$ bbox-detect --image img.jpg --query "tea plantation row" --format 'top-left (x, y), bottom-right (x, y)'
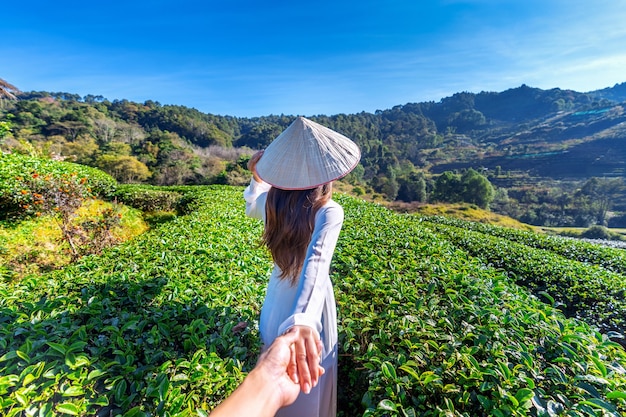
top-left (421, 216), bottom-right (626, 275)
top-left (1, 185), bottom-right (626, 416)
top-left (419, 218), bottom-right (626, 336)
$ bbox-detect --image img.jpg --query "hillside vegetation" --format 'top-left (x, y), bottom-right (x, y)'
top-left (1, 165), bottom-right (626, 416)
top-left (2, 82), bottom-right (626, 228)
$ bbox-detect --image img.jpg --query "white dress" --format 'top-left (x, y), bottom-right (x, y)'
top-left (244, 178), bottom-right (340, 417)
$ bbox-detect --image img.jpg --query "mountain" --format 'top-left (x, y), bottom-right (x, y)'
top-left (429, 89), bottom-right (626, 179)
top-left (2, 81), bottom-right (626, 227)
top-left (588, 82), bottom-right (626, 102)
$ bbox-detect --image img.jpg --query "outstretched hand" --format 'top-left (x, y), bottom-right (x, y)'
top-left (210, 327), bottom-right (324, 417)
top-left (256, 327), bottom-right (303, 406)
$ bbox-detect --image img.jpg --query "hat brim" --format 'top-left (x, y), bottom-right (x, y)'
top-left (256, 117), bottom-right (361, 190)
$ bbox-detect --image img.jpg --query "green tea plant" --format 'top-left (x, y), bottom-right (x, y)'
top-left (114, 185), bottom-right (183, 213)
top-left (421, 219), bottom-right (626, 336)
top-left (422, 215), bottom-right (626, 275)
top-left (334, 198), bottom-right (626, 416)
top-left (0, 187), bottom-right (267, 416)
top-left (0, 153), bottom-right (117, 219)
top-left (0, 187), bottom-right (625, 416)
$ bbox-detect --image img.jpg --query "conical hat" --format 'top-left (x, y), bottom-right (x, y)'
top-left (256, 116), bottom-right (361, 190)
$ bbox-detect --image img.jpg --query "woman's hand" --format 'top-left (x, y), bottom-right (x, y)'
top-left (288, 325), bottom-right (324, 394)
top-left (247, 150), bottom-right (264, 183)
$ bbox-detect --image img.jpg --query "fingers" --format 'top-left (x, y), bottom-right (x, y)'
top-left (288, 341), bottom-right (299, 384)
top-left (279, 326), bottom-right (326, 395)
top-left (291, 327), bottom-right (325, 394)
top-left (316, 338), bottom-right (326, 377)
top-left (294, 336), bottom-right (312, 394)
top-left (315, 339), bottom-right (324, 357)
top-left (305, 335), bottom-right (320, 386)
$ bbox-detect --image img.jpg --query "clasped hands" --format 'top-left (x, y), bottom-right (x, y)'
top-left (280, 325), bottom-right (325, 397)
top-left (259, 325), bottom-right (325, 409)
top-left (210, 325), bottom-right (324, 416)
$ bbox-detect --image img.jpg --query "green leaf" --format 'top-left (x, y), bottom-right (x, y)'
top-left (67, 341), bottom-right (87, 354)
top-left (56, 403), bottom-right (80, 415)
top-left (46, 342), bottom-right (67, 356)
top-left (0, 351), bottom-right (18, 362)
top-left (421, 371), bottom-right (441, 385)
top-left (579, 398), bottom-right (618, 413)
top-left (606, 391), bottom-right (626, 400)
top-left (171, 373), bottom-right (189, 382)
top-left (22, 373), bottom-right (36, 387)
top-left (515, 388), bottom-right (534, 404)
top-left (381, 362), bottom-right (397, 380)
top-left (63, 386), bottom-right (85, 397)
top-left (15, 391), bottom-right (28, 406)
top-left (399, 363), bottom-right (420, 380)
top-left (93, 395), bottom-right (109, 406)
top-left (477, 395), bottom-right (491, 409)
top-left (377, 399), bottom-right (397, 411)
top-left (523, 377), bottom-right (535, 389)
top-left (115, 379), bottom-right (128, 403)
top-left (15, 350), bottom-right (30, 363)
top-left (158, 375), bottom-right (169, 401)
top-left (122, 406), bottom-right (146, 417)
top-left (0, 374), bottom-right (19, 389)
top-left (590, 354), bottom-right (608, 378)
top-left (65, 352), bottom-right (77, 369)
top-left (87, 369), bottom-right (106, 381)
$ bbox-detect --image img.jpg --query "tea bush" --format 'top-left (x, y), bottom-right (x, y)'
top-left (0, 153), bottom-right (117, 219)
top-left (1, 187), bottom-right (625, 416)
top-left (422, 215), bottom-right (626, 275)
top-left (335, 199), bottom-right (626, 416)
top-left (114, 185), bottom-right (183, 213)
top-left (0, 186), bottom-right (266, 416)
top-left (420, 219), bottom-right (626, 336)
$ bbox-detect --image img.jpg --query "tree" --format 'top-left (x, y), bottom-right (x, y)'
top-left (0, 78), bottom-right (20, 107)
top-left (446, 109), bottom-right (487, 132)
top-left (431, 169), bottom-right (494, 209)
top-left (0, 118), bottom-right (13, 144)
top-left (96, 154), bottom-right (152, 183)
top-left (61, 135), bottom-right (99, 164)
top-left (575, 177), bottom-right (624, 225)
top-left (47, 120), bottom-right (90, 141)
top-left (14, 171), bottom-right (121, 260)
top-left (432, 171), bottom-right (463, 203)
top-left (397, 171), bottom-right (427, 202)
top-left (92, 117), bottom-right (117, 143)
top-left (460, 168), bottom-right (495, 209)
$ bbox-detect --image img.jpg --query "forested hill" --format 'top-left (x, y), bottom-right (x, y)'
top-left (2, 82), bottom-right (626, 227)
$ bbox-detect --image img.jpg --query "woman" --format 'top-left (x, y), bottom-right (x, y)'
top-left (244, 117), bottom-right (360, 417)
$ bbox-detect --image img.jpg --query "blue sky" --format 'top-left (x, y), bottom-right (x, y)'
top-left (2, 0), bottom-right (626, 117)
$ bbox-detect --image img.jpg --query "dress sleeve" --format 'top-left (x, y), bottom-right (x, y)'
top-left (243, 178), bottom-right (271, 220)
top-left (277, 203), bottom-right (344, 335)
